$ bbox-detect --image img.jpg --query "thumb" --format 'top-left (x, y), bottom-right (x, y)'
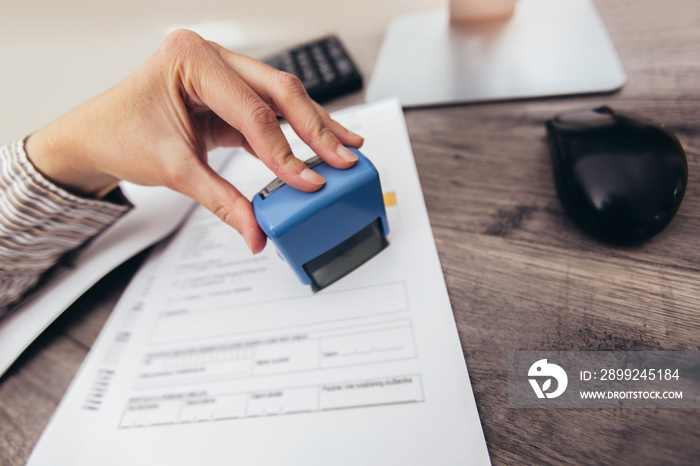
top-left (176, 162), bottom-right (267, 254)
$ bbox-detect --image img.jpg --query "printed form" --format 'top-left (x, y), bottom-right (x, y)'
top-left (28, 99), bottom-right (490, 465)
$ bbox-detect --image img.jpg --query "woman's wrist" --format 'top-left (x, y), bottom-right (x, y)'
top-left (25, 119), bottom-right (121, 199)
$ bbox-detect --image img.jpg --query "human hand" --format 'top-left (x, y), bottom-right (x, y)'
top-left (25, 30), bottom-right (364, 253)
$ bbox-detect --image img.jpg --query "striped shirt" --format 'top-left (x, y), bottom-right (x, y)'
top-left (0, 140), bottom-right (131, 318)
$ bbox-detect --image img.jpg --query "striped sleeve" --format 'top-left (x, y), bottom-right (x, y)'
top-left (0, 139), bottom-right (132, 317)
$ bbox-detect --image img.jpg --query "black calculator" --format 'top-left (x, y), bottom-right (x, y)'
top-left (264, 35), bottom-right (363, 103)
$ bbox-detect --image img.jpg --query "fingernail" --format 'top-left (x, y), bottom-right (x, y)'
top-left (337, 145), bottom-right (358, 163)
top-left (244, 237), bottom-right (254, 254)
top-left (301, 167), bottom-right (326, 185)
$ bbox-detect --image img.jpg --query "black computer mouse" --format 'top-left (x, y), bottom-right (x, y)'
top-left (547, 106), bottom-right (687, 244)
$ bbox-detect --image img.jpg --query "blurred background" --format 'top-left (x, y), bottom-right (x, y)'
top-left (0, 0), bottom-right (444, 144)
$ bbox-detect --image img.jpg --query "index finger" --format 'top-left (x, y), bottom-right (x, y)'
top-left (209, 43), bottom-right (365, 170)
top-left (180, 34), bottom-right (328, 192)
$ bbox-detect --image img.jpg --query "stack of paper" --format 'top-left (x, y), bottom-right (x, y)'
top-left (27, 99), bottom-right (490, 465)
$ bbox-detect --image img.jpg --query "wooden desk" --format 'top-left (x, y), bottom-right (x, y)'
top-left (2, 0), bottom-right (699, 463)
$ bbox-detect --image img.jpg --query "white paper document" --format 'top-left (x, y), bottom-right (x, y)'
top-left (0, 154), bottom-right (231, 378)
top-left (28, 99), bottom-right (490, 465)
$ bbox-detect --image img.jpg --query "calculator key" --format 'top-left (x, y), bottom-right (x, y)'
top-left (336, 59), bottom-right (353, 76)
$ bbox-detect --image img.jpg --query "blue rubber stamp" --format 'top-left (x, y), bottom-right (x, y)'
top-left (252, 148), bottom-right (390, 291)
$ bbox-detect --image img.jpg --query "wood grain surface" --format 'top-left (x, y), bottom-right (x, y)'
top-left (2, 0), bottom-right (699, 464)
